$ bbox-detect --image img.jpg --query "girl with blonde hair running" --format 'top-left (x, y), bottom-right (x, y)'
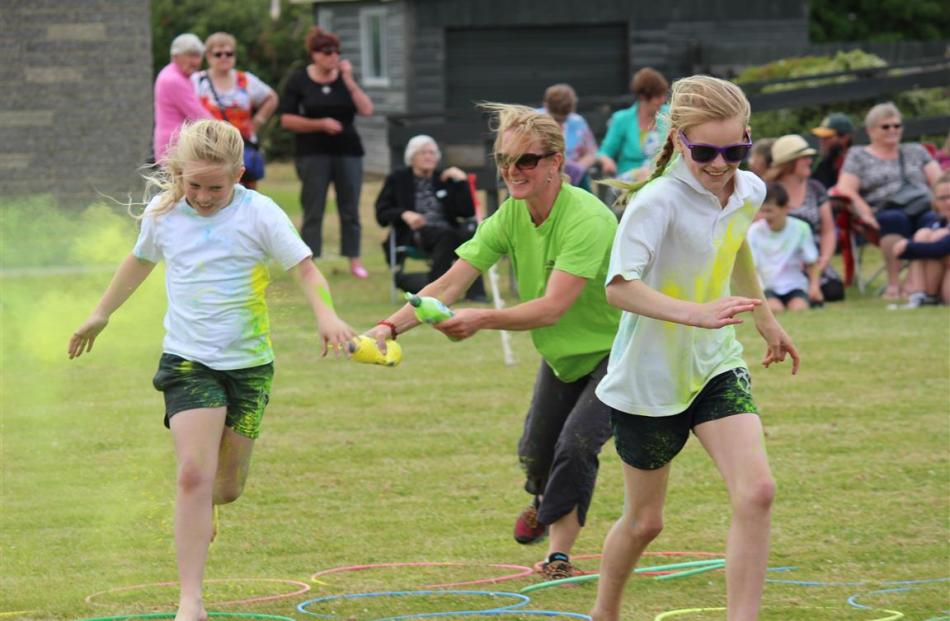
top-left (591, 76), bottom-right (799, 621)
top-left (68, 119), bottom-right (355, 621)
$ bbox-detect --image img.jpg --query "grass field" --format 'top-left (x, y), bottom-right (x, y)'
top-left (1, 163), bottom-right (948, 620)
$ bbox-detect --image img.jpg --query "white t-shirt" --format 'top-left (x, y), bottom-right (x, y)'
top-left (595, 156), bottom-right (766, 417)
top-left (134, 185), bottom-right (311, 370)
top-left (747, 218), bottom-right (818, 295)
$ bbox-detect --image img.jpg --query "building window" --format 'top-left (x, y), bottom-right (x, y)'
top-left (360, 7), bottom-right (388, 87)
top-left (317, 8), bottom-right (333, 33)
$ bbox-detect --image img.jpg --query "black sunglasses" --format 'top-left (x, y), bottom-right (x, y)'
top-left (212, 51), bottom-right (235, 58)
top-left (495, 151), bottom-right (556, 171)
top-left (879, 123), bottom-right (902, 130)
top-left (679, 131), bottom-right (752, 164)
top-left (315, 46), bottom-right (340, 55)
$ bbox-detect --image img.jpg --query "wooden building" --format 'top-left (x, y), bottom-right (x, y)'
top-left (298, 0), bottom-right (812, 173)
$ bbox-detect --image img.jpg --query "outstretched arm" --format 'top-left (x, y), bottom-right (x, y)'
top-left (605, 277), bottom-right (761, 329)
top-left (290, 259), bottom-right (357, 356)
top-left (434, 268), bottom-right (587, 340)
top-left (68, 253), bottom-right (156, 359)
top-left (732, 241), bottom-right (800, 374)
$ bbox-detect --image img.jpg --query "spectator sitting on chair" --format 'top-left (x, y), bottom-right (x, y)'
top-left (375, 134), bottom-right (486, 300)
top-left (747, 183), bottom-right (821, 313)
top-left (809, 113), bottom-right (854, 189)
top-left (890, 172), bottom-right (950, 308)
top-left (747, 137), bottom-right (775, 179)
top-left (538, 84), bottom-right (598, 189)
top-left (596, 67), bottom-right (669, 182)
top-left (765, 134), bottom-right (844, 303)
top-left (836, 102), bottom-right (943, 300)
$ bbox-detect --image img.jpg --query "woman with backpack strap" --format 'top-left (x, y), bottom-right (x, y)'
top-left (193, 31), bottom-right (278, 189)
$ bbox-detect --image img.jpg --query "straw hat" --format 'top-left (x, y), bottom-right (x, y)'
top-left (770, 135), bottom-right (817, 166)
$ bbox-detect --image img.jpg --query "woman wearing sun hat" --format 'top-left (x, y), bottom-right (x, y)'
top-left (765, 134), bottom-right (842, 303)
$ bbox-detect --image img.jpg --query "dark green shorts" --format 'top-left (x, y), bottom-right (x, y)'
top-left (152, 353), bottom-right (274, 439)
top-left (610, 368), bottom-right (758, 470)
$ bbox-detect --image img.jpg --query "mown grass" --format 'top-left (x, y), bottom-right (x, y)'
top-left (1, 163), bottom-right (947, 620)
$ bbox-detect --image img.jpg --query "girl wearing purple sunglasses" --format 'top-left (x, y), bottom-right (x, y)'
top-left (591, 75), bottom-right (799, 621)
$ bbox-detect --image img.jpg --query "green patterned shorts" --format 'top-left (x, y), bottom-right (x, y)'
top-left (152, 353), bottom-right (274, 439)
top-left (610, 367), bottom-right (758, 470)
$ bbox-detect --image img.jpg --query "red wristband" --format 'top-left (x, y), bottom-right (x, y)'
top-left (377, 320), bottom-right (397, 340)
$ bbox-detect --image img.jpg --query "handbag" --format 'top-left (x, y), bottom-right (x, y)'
top-left (883, 148), bottom-right (930, 217)
top-left (202, 72), bottom-right (266, 182)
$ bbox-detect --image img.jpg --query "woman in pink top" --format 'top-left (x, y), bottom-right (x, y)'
top-left (153, 33), bottom-right (213, 163)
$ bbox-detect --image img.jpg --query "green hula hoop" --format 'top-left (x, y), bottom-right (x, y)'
top-left (520, 559), bottom-right (725, 594)
top-left (74, 612), bottom-right (296, 621)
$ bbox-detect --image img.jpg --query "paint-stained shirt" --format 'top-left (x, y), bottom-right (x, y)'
top-left (455, 183), bottom-right (620, 382)
top-left (747, 217), bottom-right (818, 295)
top-left (595, 157), bottom-right (766, 416)
top-left (134, 185), bottom-right (311, 370)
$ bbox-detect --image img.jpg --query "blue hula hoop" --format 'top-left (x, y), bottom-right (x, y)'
top-left (74, 613), bottom-right (296, 621)
top-left (297, 589), bottom-right (530, 618)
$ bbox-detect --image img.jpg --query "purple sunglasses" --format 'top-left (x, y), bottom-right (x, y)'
top-left (679, 131), bottom-right (752, 164)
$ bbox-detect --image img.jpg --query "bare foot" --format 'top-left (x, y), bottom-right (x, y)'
top-left (881, 285), bottom-right (901, 301)
top-left (175, 598), bottom-right (207, 621)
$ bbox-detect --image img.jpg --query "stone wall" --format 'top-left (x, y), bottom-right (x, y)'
top-left (0, 0), bottom-right (153, 207)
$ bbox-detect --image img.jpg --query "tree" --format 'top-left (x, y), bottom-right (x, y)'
top-left (810, 0), bottom-right (950, 42)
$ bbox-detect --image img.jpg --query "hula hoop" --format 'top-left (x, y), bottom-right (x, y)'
top-left (311, 562), bottom-right (536, 589)
top-left (375, 612), bottom-right (592, 621)
top-left (654, 607), bottom-right (726, 620)
top-left (297, 589), bottom-right (530, 618)
top-left (84, 578), bottom-right (310, 607)
top-left (521, 557), bottom-right (727, 593)
top-left (530, 551), bottom-right (723, 578)
top-left (74, 613), bottom-right (296, 621)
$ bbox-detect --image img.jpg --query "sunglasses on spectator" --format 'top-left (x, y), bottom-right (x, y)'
top-left (679, 131), bottom-right (752, 164)
top-left (495, 151), bottom-right (557, 171)
top-left (315, 47), bottom-right (340, 55)
top-left (212, 51), bottom-right (235, 58)
top-left (879, 123), bottom-right (902, 130)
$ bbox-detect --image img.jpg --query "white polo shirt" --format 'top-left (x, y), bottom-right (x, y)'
top-left (747, 217), bottom-right (818, 295)
top-left (595, 156), bottom-right (766, 417)
top-left (134, 185), bottom-right (312, 370)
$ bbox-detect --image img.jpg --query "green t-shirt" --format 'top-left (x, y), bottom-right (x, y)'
top-left (456, 183), bottom-right (620, 382)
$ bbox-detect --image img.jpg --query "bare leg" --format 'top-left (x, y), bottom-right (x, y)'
top-left (546, 506), bottom-right (580, 558)
top-left (942, 255), bottom-right (950, 303)
top-left (694, 414), bottom-right (775, 621)
top-left (213, 427), bottom-right (254, 505)
top-left (170, 407), bottom-right (227, 621)
top-left (766, 298), bottom-right (785, 314)
top-left (920, 229), bottom-right (949, 296)
top-left (879, 233), bottom-right (904, 296)
top-left (590, 464), bottom-right (669, 621)
top-left (785, 297), bottom-right (809, 312)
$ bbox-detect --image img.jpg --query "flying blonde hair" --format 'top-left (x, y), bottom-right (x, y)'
top-left (479, 102), bottom-right (566, 174)
top-left (138, 120), bottom-right (244, 218)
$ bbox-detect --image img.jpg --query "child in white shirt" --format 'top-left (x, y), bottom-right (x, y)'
top-left (748, 182), bottom-right (820, 312)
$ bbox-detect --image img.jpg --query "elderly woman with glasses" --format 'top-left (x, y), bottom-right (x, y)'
top-left (365, 104), bottom-right (621, 581)
top-left (192, 32), bottom-right (278, 188)
top-left (374, 135), bottom-right (486, 300)
top-left (837, 102), bottom-right (943, 299)
top-left (153, 33), bottom-right (213, 163)
top-left (279, 26), bottom-right (374, 279)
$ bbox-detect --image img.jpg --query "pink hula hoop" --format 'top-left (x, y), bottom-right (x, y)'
top-left (310, 561), bottom-right (536, 589)
top-left (84, 577), bottom-right (311, 607)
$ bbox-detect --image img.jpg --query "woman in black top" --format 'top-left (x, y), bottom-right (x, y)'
top-left (280, 27), bottom-right (374, 278)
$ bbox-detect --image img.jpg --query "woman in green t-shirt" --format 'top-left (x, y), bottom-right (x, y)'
top-left (366, 104), bottom-right (620, 580)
